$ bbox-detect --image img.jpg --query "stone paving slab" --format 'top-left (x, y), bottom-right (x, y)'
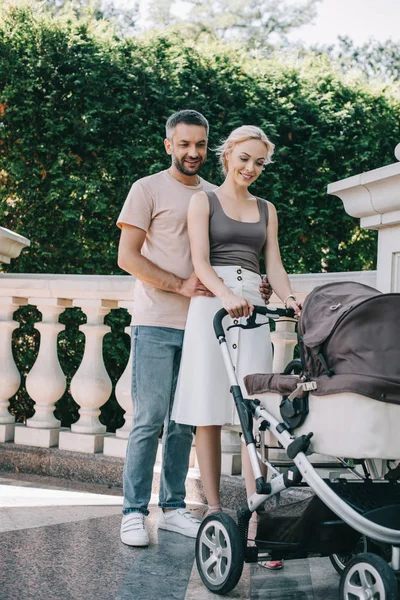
top-left (0, 472), bottom-right (342, 600)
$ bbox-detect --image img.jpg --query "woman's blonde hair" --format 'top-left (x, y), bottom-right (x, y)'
top-left (215, 125), bottom-right (275, 175)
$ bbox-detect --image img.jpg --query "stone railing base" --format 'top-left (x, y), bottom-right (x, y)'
top-left (0, 424), bottom-right (15, 443)
top-left (0, 441), bottom-right (248, 509)
top-left (0, 442), bottom-right (344, 511)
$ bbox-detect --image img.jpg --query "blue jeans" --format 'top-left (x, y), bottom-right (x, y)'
top-left (122, 326), bottom-right (193, 516)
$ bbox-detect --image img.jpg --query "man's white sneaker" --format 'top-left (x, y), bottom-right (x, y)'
top-left (120, 513), bottom-right (149, 547)
top-left (158, 508), bottom-right (201, 538)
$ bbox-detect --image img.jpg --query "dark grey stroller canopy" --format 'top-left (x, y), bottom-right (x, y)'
top-left (299, 281), bottom-right (400, 404)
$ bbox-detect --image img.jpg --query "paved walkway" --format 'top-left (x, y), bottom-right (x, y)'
top-left (0, 472), bottom-right (340, 600)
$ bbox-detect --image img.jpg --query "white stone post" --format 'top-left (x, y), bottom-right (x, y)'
top-left (0, 297), bottom-right (27, 442)
top-left (14, 298), bottom-right (70, 448)
top-left (328, 144), bottom-right (400, 294)
top-left (59, 299), bottom-right (115, 453)
top-left (103, 303), bottom-right (133, 458)
top-left (271, 317), bottom-right (298, 374)
top-left (220, 428), bottom-right (242, 475)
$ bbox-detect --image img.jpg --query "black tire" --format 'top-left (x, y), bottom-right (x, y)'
top-left (329, 536), bottom-right (368, 574)
top-left (339, 552), bottom-right (398, 600)
top-left (195, 513), bottom-right (244, 595)
top-left (282, 359), bottom-right (303, 376)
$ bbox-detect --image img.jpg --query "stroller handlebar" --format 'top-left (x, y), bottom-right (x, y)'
top-left (213, 305), bottom-right (296, 338)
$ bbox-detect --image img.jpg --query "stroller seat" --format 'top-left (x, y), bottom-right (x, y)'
top-left (244, 281), bottom-right (400, 460)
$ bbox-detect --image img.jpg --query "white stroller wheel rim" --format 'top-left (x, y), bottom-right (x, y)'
top-left (344, 562), bottom-right (384, 598)
top-left (198, 520), bottom-right (232, 587)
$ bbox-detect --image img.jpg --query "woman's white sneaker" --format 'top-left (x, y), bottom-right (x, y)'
top-left (120, 513), bottom-right (149, 546)
top-left (158, 508), bottom-right (201, 538)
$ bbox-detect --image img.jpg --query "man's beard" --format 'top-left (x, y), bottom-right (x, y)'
top-left (172, 154), bottom-right (204, 176)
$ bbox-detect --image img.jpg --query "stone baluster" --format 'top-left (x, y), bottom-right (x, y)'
top-left (271, 317), bottom-right (297, 374)
top-left (15, 298), bottom-right (71, 448)
top-left (103, 303), bottom-right (133, 458)
top-left (59, 299), bottom-right (115, 454)
top-left (0, 297), bottom-right (27, 442)
top-left (220, 427), bottom-right (242, 475)
top-left (268, 315), bottom-right (298, 466)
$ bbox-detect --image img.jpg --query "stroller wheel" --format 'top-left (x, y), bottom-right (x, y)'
top-left (339, 552), bottom-right (398, 600)
top-left (330, 536), bottom-right (368, 574)
top-left (196, 513), bottom-right (244, 595)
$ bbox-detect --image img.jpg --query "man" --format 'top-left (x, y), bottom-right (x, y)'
top-left (117, 110), bottom-right (271, 546)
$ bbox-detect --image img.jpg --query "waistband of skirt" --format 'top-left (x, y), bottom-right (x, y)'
top-left (212, 265), bottom-right (261, 279)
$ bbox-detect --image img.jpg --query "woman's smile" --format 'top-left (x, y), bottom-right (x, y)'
top-left (239, 172), bottom-right (253, 182)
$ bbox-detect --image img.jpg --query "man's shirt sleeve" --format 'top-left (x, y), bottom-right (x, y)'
top-left (116, 180), bottom-right (153, 232)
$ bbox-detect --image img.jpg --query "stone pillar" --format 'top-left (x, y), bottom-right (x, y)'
top-left (328, 143), bottom-right (400, 294)
top-left (271, 318), bottom-right (297, 374)
top-left (15, 298), bottom-right (71, 448)
top-left (103, 303), bottom-right (133, 458)
top-left (0, 297), bottom-right (27, 442)
top-left (59, 299), bottom-right (114, 453)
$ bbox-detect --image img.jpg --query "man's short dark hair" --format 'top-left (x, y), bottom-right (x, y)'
top-left (166, 110), bottom-right (209, 139)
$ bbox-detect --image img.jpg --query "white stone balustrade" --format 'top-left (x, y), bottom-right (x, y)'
top-left (0, 274), bottom-right (135, 453)
top-left (0, 270), bottom-right (378, 464)
top-left (15, 298), bottom-right (71, 448)
top-left (103, 302), bottom-right (133, 458)
top-left (26, 300), bottom-right (70, 417)
top-left (0, 296), bottom-right (27, 442)
top-left (59, 299), bottom-right (116, 454)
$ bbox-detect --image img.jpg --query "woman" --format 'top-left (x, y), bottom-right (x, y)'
top-left (172, 125), bottom-right (301, 567)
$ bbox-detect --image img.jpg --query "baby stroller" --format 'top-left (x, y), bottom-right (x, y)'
top-left (195, 281), bottom-right (400, 598)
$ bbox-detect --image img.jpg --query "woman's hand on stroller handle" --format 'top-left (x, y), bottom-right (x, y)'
top-left (285, 296), bottom-right (302, 316)
top-left (220, 290), bottom-right (254, 319)
top-left (213, 305), bottom-right (296, 338)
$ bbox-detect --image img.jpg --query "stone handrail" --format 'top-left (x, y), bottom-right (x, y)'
top-left (0, 270), bottom-right (377, 469)
top-left (0, 227), bottom-right (30, 264)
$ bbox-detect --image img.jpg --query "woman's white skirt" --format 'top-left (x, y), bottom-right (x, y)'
top-left (171, 265), bottom-right (273, 427)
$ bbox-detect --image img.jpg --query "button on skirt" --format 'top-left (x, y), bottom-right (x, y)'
top-left (171, 265), bottom-right (273, 427)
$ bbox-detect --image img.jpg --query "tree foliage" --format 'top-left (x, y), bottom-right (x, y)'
top-left (327, 36), bottom-right (400, 83)
top-left (1, 3), bottom-right (398, 278)
top-left (148, 0), bottom-right (321, 49)
top-left (10, 0), bottom-right (140, 36)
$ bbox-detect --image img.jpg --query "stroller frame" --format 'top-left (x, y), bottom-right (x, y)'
top-left (195, 305), bottom-right (400, 597)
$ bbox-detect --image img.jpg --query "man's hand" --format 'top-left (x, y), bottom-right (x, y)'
top-left (259, 276), bottom-right (273, 305)
top-left (178, 272), bottom-right (214, 298)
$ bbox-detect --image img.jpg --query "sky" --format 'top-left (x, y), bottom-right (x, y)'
top-left (287, 0), bottom-right (400, 46)
top-left (127, 0), bottom-right (400, 46)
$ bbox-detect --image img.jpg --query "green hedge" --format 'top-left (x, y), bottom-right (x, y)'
top-left (2, 4), bottom-right (400, 276)
top-left (1, 5), bottom-right (400, 425)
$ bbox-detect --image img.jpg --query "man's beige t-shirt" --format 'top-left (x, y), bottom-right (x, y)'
top-left (117, 169), bottom-right (215, 330)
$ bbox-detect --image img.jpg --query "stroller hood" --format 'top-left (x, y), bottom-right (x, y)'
top-left (298, 281), bottom-right (400, 404)
top-left (298, 281), bottom-right (380, 348)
